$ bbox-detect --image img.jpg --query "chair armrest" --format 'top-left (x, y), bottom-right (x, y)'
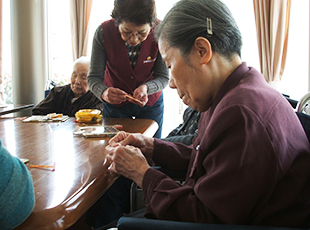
top-left (117, 217), bottom-right (210, 230)
top-left (117, 217), bottom-right (302, 230)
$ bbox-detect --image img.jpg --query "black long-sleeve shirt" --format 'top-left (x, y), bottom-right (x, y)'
top-left (32, 84), bottom-right (103, 117)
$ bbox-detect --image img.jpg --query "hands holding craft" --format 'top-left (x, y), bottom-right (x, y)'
top-left (101, 84), bottom-right (148, 107)
top-left (102, 84), bottom-right (154, 187)
top-left (105, 131), bottom-right (154, 188)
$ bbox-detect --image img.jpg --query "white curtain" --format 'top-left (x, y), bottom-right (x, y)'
top-left (253, 0), bottom-right (291, 85)
top-left (70, 0), bottom-right (93, 60)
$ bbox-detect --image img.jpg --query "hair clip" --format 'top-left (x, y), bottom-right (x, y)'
top-left (207, 17), bottom-right (213, 37)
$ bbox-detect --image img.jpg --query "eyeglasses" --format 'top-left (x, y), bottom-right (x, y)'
top-left (119, 28), bottom-right (150, 40)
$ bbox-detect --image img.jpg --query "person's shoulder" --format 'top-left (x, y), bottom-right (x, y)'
top-left (101, 19), bottom-right (116, 31)
top-left (93, 23), bottom-right (105, 44)
top-left (0, 140), bottom-right (14, 187)
top-left (0, 139), bottom-right (35, 229)
top-left (52, 84), bottom-right (70, 93)
top-left (152, 19), bottom-right (161, 28)
top-left (101, 19), bottom-right (114, 25)
top-left (84, 90), bottom-right (98, 99)
top-left (0, 139), bottom-right (28, 177)
top-left (95, 24), bottom-right (103, 33)
top-left (45, 85), bottom-right (71, 100)
top-left (183, 107), bottom-right (198, 119)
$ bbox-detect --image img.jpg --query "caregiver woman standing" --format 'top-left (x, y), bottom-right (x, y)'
top-left (87, 0), bottom-right (169, 138)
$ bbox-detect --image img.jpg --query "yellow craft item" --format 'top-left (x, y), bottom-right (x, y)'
top-left (75, 109), bottom-right (103, 123)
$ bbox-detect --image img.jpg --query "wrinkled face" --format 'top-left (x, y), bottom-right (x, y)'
top-left (118, 21), bottom-right (151, 47)
top-left (159, 38), bottom-right (215, 112)
top-left (70, 62), bottom-right (89, 98)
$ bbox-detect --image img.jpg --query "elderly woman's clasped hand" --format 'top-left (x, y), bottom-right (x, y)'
top-left (105, 131), bottom-right (154, 187)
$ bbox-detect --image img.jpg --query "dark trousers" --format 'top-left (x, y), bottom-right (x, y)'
top-left (102, 93), bottom-right (164, 138)
top-left (86, 176), bottom-right (133, 228)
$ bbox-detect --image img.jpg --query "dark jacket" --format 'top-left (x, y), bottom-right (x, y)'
top-left (143, 63), bottom-right (310, 228)
top-left (162, 107), bottom-right (200, 145)
top-left (32, 84), bottom-right (102, 117)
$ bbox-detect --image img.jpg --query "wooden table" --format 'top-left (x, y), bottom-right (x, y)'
top-left (0, 104), bottom-right (34, 116)
top-left (0, 117), bottom-right (158, 229)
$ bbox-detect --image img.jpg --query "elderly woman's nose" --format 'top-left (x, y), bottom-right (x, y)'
top-left (130, 35), bottom-right (139, 43)
top-left (169, 78), bottom-right (176, 89)
top-left (75, 76), bottom-right (82, 84)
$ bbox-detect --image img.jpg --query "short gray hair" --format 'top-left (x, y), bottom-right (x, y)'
top-left (155, 0), bottom-right (242, 60)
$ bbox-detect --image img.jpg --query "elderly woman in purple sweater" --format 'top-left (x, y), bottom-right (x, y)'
top-left (103, 0), bottom-right (310, 229)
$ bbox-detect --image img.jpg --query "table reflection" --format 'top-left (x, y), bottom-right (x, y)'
top-left (49, 129), bottom-right (75, 209)
top-left (0, 117), bottom-right (158, 229)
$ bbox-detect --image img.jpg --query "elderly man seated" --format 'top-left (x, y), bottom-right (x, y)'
top-left (32, 56), bottom-right (102, 117)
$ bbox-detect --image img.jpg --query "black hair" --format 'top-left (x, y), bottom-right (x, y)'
top-left (111, 0), bottom-right (156, 26)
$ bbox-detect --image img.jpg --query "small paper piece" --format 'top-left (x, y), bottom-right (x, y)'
top-left (74, 125), bottom-right (120, 138)
top-left (23, 115), bottom-right (69, 123)
top-left (20, 158), bottom-right (30, 164)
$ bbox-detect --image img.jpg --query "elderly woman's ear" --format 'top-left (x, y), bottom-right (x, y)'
top-left (194, 37), bottom-right (213, 65)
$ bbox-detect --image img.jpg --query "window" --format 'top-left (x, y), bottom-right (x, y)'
top-left (223, 0), bottom-right (309, 101)
top-left (222, 0), bottom-right (260, 70)
top-left (87, 0), bottom-right (114, 55)
top-left (2, 0), bottom-right (12, 104)
top-left (277, 0), bottom-right (309, 101)
top-left (47, 0), bottom-right (72, 85)
top-left (2, 0), bottom-right (309, 135)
